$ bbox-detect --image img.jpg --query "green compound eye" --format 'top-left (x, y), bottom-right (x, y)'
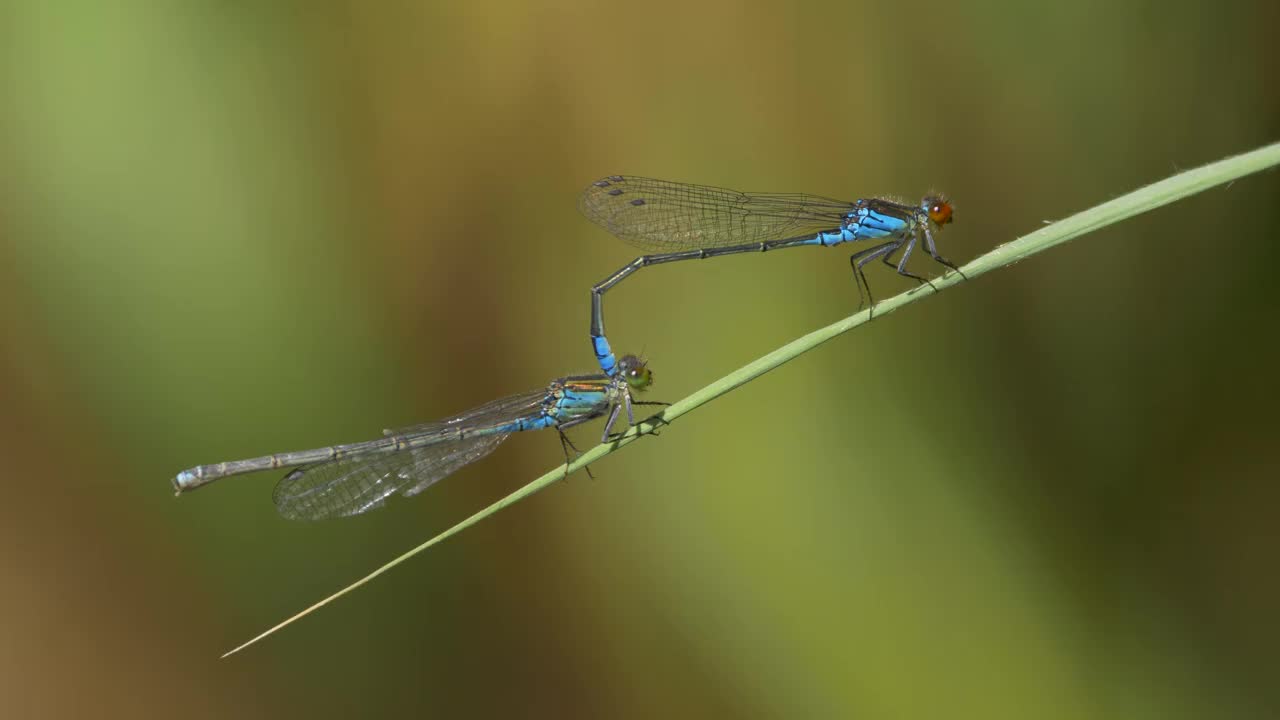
top-left (616, 355), bottom-right (653, 392)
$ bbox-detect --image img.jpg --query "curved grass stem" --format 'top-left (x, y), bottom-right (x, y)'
top-left (221, 140), bottom-right (1280, 658)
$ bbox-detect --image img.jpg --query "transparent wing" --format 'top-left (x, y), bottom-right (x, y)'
top-left (273, 387), bottom-right (556, 521)
top-left (272, 432), bottom-right (509, 521)
top-left (383, 387), bottom-right (552, 437)
top-left (579, 175), bottom-right (855, 252)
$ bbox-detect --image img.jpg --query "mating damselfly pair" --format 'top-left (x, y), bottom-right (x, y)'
top-left (171, 176), bottom-right (961, 518)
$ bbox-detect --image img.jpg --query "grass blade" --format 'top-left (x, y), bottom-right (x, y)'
top-left (222, 140), bottom-right (1280, 657)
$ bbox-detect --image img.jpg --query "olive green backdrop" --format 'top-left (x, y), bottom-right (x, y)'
top-left (3, 1), bottom-right (1278, 717)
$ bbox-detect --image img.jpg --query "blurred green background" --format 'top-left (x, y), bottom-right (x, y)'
top-left (3, 1), bottom-right (1278, 717)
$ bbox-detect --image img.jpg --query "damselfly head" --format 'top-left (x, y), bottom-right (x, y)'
top-left (922, 194), bottom-right (954, 228)
top-left (616, 354), bottom-right (653, 393)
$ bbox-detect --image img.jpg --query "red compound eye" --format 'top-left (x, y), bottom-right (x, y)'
top-left (927, 199), bottom-right (953, 226)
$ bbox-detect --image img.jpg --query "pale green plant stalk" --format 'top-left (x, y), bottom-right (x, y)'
top-left (221, 140), bottom-right (1280, 658)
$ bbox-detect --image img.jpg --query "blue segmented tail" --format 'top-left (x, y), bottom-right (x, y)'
top-left (592, 334), bottom-right (617, 377)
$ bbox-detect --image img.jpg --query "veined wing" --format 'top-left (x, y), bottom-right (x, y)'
top-left (272, 432), bottom-right (510, 521)
top-left (579, 175), bottom-right (854, 252)
top-left (383, 386), bottom-right (554, 437)
top-left (273, 387), bottom-right (554, 521)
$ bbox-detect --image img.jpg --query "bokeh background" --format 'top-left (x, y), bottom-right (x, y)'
top-left (3, 1), bottom-right (1278, 717)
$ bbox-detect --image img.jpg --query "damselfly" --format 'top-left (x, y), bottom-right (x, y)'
top-left (579, 176), bottom-right (962, 376)
top-left (172, 355), bottom-right (658, 520)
